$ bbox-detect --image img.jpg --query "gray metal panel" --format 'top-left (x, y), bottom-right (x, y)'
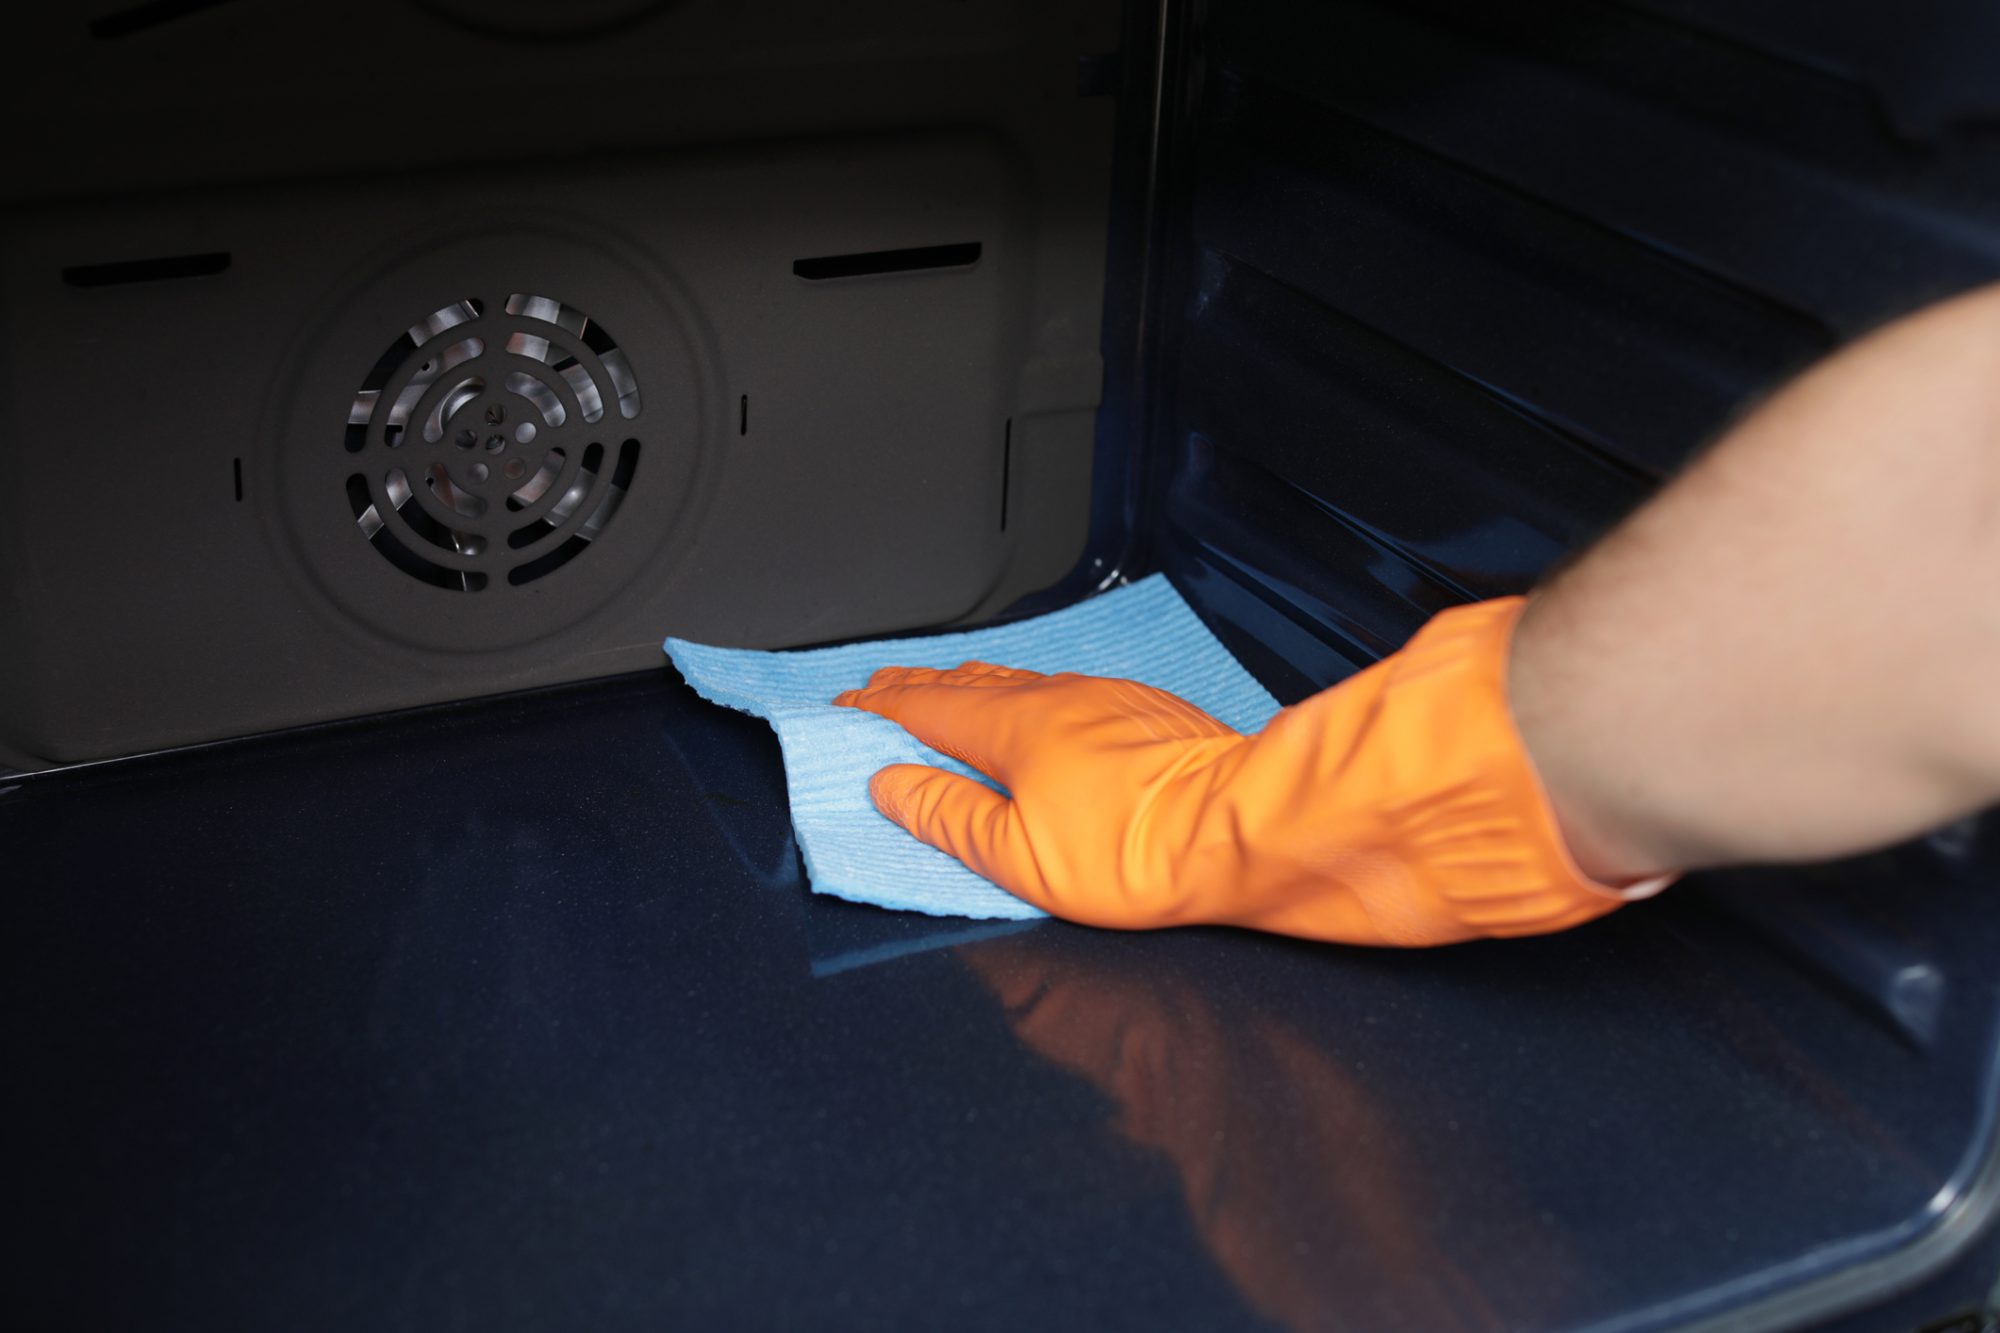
top-left (0, 0), bottom-right (1117, 768)
top-left (0, 132), bottom-right (1100, 764)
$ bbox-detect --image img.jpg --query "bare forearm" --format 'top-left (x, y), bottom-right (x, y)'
top-left (1510, 283), bottom-right (2000, 883)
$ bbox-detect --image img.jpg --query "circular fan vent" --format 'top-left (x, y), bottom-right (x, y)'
top-left (342, 294), bottom-right (644, 592)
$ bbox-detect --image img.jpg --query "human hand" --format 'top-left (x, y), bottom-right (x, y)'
top-left (834, 599), bottom-right (1629, 946)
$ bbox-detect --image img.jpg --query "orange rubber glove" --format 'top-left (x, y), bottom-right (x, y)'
top-left (833, 596), bottom-right (1654, 946)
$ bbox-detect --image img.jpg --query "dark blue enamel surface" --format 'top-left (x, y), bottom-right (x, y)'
top-left (6, 672), bottom-right (1997, 1331)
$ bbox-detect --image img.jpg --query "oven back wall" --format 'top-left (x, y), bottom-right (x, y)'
top-left (0, 3), bottom-right (1117, 767)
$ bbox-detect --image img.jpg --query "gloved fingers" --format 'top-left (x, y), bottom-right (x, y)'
top-left (952, 661), bottom-right (1045, 681)
top-left (928, 666), bottom-right (1042, 689)
top-left (847, 666), bottom-right (942, 692)
top-left (868, 765), bottom-right (1054, 908)
top-left (1104, 678), bottom-right (1243, 741)
top-left (833, 678), bottom-right (1035, 780)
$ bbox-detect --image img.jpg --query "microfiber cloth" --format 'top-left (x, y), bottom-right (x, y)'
top-left (664, 575), bottom-right (1282, 921)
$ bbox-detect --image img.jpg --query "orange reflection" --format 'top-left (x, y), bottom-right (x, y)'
top-left (959, 935), bottom-right (1568, 1332)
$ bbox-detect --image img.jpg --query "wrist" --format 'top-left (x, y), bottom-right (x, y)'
top-left (1505, 597), bottom-right (1682, 888)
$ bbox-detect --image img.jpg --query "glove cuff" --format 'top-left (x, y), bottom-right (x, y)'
top-left (1377, 595), bottom-right (1671, 939)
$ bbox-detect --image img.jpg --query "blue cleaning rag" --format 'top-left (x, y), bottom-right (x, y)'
top-left (664, 575), bottom-right (1282, 921)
